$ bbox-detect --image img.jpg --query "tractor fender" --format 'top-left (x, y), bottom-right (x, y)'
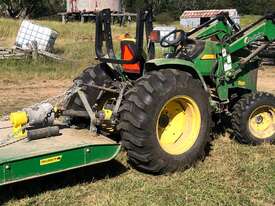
top-left (145, 58), bottom-right (208, 91)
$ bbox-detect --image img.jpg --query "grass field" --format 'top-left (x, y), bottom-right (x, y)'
top-left (0, 15), bottom-right (274, 206)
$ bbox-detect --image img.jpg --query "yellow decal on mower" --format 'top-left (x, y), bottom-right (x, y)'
top-left (40, 155), bottom-right (62, 166)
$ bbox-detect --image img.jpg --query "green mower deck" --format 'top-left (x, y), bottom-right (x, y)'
top-left (0, 121), bottom-right (120, 186)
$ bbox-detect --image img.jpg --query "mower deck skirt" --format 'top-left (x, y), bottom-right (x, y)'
top-left (0, 121), bottom-right (120, 186)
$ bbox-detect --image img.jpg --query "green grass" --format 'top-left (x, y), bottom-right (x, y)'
top-left (0, 136), bottom-right (274, 206)
top-left (0, 16), bottom-right (274, 206)
top-left (240, 15), bottom-right (262, 27)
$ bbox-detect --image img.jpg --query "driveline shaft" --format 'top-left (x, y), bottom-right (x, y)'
top-left (27, 126), bottom-right (60, 141)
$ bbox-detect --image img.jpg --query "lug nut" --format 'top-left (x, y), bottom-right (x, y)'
top-left (256, 115), bottom-right (263, 124)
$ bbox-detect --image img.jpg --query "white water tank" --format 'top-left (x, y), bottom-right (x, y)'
top-left (66, 0), bottom-right (122, 13)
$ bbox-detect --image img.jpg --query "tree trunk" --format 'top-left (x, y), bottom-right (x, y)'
top-left (16, 7), bottom-right (28, 19)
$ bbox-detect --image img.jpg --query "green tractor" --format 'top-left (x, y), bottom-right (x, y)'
top-left (64, 8), bottom-right (275, 174)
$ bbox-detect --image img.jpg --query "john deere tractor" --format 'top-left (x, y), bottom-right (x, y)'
top-left (61, 8), bottom-right (275, 174)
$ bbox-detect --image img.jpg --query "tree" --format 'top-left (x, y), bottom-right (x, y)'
top-left (0, 0), bottom-right (65, 18)
top-left (1, 0), bottom-right (275, 19)
top-left (0, 0), bottom-right (40, 18)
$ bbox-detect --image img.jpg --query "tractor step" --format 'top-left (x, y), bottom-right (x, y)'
top-left (0, 121), bottom-right (120, 186)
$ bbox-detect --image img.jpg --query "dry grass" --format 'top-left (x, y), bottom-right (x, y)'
top-left (0, 17), bottom-right (135, 80)
top-left (0, 16), bottom-right (274, 206)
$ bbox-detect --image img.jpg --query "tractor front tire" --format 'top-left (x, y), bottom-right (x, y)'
top-left (232, 92), bottom-right (275, 145)
top-left (119, 69), bottom-right (212, 174)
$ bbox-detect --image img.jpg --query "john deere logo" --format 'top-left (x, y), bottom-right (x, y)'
top-left (244, 37), bottom-right (250, 44)
top-left (244, 33), bottom-right (264, 44)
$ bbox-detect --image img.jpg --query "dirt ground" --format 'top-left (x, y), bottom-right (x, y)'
top-left (0, 67), bottom-right (274, 114)
top-left (257, 66), bottom-right (275, 93)
top-left (0, 79), bottom-right (71, 114)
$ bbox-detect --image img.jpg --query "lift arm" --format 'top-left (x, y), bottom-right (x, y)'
top-left (189, 12), bottom-right (240, 41)
top-left (218, 13), bottom-right (275, 77)
top-left (227, 13), bottom-right (275, 54)
top-left (214, 13), bottom-right (275, 101)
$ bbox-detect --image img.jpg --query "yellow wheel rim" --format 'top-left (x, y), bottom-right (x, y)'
top-left (249, 106), bottom-right (275, 139)
top-left (156, 95), bottom-right (201, 155)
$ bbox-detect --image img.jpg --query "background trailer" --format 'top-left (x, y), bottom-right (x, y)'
top-left (59, 0), bottom-right (135, 24)
top-left (180, 9), bottom-right (240, 28)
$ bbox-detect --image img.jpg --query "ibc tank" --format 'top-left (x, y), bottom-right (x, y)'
top-left (66, 0), bottom-right (121, 13)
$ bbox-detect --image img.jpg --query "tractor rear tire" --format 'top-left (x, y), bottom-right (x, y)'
top-left (65, 63), bottom-right (112, 111)
top-left (231, 92), bottom-right (275, 145)
top-left (119, 69), bottom-right (212, 174)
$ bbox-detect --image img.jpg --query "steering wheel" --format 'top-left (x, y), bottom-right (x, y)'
top-left (160, 29), bottom-right (187, 48)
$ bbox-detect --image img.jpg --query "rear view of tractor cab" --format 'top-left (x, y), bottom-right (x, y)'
top-left (94, 9), bottom-right (240, 76)
top-left (95, 8), bottom-right (155, 79)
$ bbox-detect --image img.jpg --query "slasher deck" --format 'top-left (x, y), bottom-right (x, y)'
top-left (0, 121), bottom-right (120, 186)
